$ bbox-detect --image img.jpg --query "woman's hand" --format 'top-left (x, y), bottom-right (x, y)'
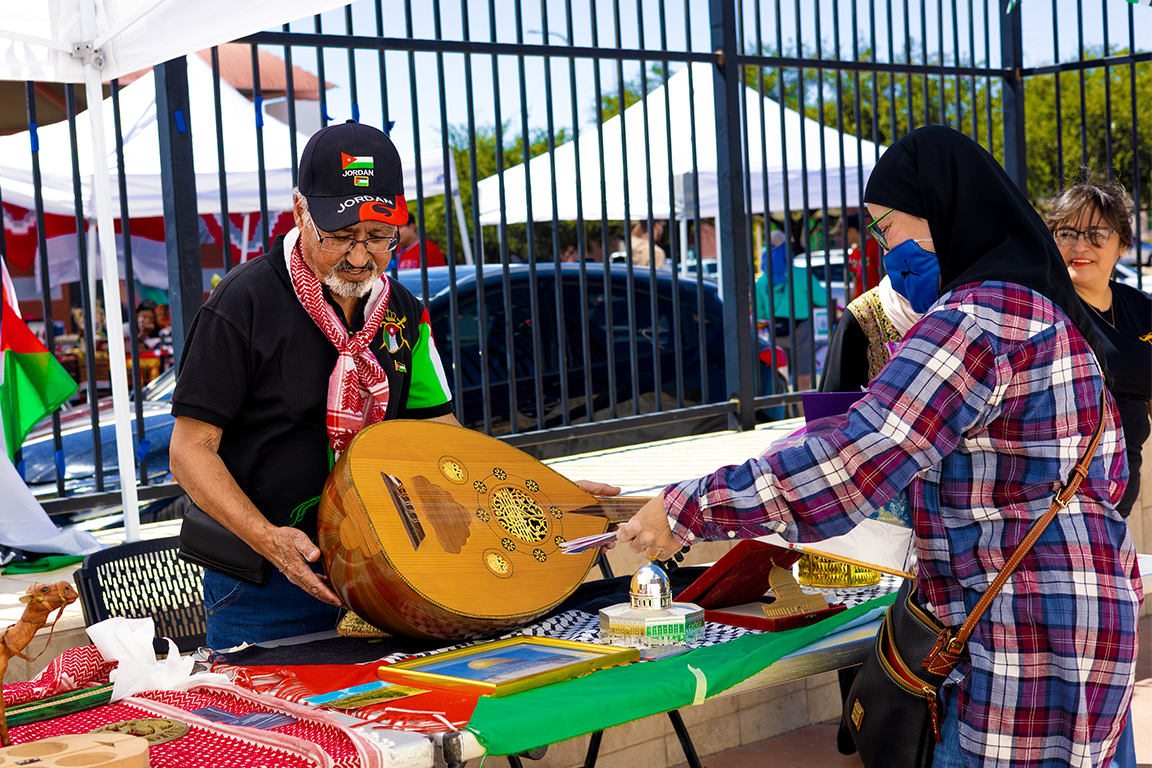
top-left (574, 479), bottom-right (622, 496)
top-left (616, 493), bottom-right (679, 560)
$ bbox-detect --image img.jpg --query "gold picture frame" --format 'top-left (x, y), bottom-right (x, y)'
top-left (377, 637), bottom-right (639, 697)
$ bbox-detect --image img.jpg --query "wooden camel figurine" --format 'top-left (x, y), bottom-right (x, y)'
top-left (0, 581), bottom-right (79, 747)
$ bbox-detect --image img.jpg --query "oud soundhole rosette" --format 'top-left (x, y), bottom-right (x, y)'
top-left (490, 486), bottom-right (548, 543)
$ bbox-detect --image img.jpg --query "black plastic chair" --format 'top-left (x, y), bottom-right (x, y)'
top-left (74, 536), bottom-right (206, 654)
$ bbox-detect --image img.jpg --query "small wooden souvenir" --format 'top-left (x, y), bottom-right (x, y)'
top-left (0, 581), bottom-right (79, 746)
top-left (0, 732), bottom-right (149, 768)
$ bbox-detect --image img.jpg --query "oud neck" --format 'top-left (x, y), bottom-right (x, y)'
top-left (591, 495), bottom-right (654, 523)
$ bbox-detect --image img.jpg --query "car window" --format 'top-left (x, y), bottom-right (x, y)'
top-left (432, 282), bottom-right (561, 387)
top-left (587, 288), bottom-right (671, 350)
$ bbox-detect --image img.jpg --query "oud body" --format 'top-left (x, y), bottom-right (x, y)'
top-left (319, 420), bottom-right (637, 640)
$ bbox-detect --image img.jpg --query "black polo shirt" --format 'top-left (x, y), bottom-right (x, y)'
top-left (171, 233), bottom-right (453, 535)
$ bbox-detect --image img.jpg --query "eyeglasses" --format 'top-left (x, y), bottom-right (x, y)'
top-left (866, 208), bottom-right (895, 251)
top-left (1051, 227), bottom-right (1115, 248)
top-left (310, 219), bottom-right (399, 254)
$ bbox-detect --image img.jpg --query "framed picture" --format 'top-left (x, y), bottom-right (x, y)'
top-left (377, 637), bottom-right (639, 697)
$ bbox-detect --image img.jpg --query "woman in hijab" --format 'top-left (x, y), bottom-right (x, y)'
top-left (616, 126), bottom-right (1139, 768)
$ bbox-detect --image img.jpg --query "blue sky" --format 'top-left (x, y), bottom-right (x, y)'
top-left (267, 0), bottom-right (1149, 158)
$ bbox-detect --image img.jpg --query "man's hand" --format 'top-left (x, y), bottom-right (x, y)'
top-left (262, 527), bottom-right (343, 607)
top-left (616, 493), bottom-right (679, 560)
top-left (172, 416), bottom-right (344, 606)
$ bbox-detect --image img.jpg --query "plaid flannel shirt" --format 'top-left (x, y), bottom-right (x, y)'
top-left (665, 282), bottom-right (1141, 768)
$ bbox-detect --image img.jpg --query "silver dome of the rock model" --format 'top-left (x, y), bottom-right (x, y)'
top-left (600, 563), bottom-right (704, 649)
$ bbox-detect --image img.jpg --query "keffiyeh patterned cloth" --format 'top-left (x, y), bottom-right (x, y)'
top-left (506, 576), bottom-right (899, 648)
top-left (215, 578), bottom-right (899, 732)
top-left (288, 234), bottom-right (392, 454)
top-left (1, 644), bottom-right (117, 706)
top-left (4, 644), bottom-right (386, 768)
top-left (6, 662), bottom-right (386, 768)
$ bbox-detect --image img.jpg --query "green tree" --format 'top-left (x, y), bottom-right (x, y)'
top-left (743, 38), bottom-right (1149, 207)
top-left (416, 42), bottom-right (1147, 265)
top-left (412, 124), bottom-right (572, 264)
top-left (1023, 54), bottom-right (1151, 204)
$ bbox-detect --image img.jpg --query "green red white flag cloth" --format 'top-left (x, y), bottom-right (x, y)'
top-left (1, 257), bottom-right (77, 461)
top-left (1, 256), bottom-right (101, 556)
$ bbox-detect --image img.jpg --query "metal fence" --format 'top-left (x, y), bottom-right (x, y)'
top-left (3, 0), bottom-right (1147, 519)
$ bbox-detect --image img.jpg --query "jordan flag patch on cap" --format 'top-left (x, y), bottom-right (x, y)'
top-left (342, 152), bottom-right (374, 171)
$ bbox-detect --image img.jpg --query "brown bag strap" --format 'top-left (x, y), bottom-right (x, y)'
top-left (925, 390), bottom-right (1108, 673)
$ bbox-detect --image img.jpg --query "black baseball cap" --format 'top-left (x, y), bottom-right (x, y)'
top-left (297, 120), bottom-right (408, 232)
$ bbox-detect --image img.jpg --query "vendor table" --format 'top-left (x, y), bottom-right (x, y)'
top-left (223, 570), bottom-right (895, 768)
top-left (429, 614), bottom-right (884, 768)
top-left (217, 552), bottom-right (1152, 767)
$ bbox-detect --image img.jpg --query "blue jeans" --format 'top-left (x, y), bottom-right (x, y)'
top-left (932, 685), bottom-right (964, 768)
top-left (1110, 711), bottom-right (1136, 768)
top-left (932, 685), bottom-right (1137, 768)
top-left (203, 563), bottom-right (342, 650)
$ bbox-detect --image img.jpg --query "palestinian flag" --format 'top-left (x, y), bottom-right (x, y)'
top-left (341, 152), bottom-right (374, 171)
top-left (0, 258), bottom-right (78, 461)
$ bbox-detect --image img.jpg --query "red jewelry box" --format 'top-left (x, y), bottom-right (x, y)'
top-left (674, 540), bottom-right (846, 631)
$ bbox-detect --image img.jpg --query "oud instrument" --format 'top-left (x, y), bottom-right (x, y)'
top-left (319, 420), bottom-right (649, 641)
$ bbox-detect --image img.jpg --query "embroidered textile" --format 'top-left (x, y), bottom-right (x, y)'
top-left (848, 287), bottom-right (904, 380)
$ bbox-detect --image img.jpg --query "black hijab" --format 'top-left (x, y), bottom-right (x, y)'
top-left (863, 125), bottom-right (1102, 357)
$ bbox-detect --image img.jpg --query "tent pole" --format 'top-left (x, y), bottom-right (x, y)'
top-left (450, 154), bottom-right (473, 265)
top-left (81, 18), bottom-right (141, 542)
top-left (680, 219), bottom-right (688, 276)
top-left (86, 217), bottom-right (98, 325)
top-left (453, 190), bottom-right (473, 265)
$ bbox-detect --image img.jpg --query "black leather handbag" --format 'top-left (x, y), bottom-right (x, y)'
top-left (843, 392), bottom-right (1106, 768)
top-left (178, 503), bottom-right (271, 586)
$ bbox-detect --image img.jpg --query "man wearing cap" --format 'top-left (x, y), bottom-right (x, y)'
top-left (168, 122), bottom-right (460, 648)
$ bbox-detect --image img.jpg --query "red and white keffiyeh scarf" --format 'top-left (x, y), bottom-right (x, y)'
top-left (287, 231), bottom-right (391, 454)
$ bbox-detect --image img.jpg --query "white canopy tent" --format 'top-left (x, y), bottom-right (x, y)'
top-left (1, 54), bottom-right (470, 291)
top-left (477, 62), bottom-right (886, 225)
top-left (0, 0), bottom-right (354, 541)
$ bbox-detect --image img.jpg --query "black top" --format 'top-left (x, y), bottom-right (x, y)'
top-left (818, 309), bottom-right (870, 394)
top-left (1086, 281), bottom-right (1152, 518)
top-left (171, 235), bottom-right (453, 534)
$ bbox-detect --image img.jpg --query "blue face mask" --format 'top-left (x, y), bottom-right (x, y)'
top-left (883, 238), bottom-right (940, 313)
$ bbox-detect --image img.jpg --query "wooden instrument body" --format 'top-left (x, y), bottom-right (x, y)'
top-left (319, 420), bottom-right (631, 641)
top-left (0, 733), bottom-right (148, 768)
